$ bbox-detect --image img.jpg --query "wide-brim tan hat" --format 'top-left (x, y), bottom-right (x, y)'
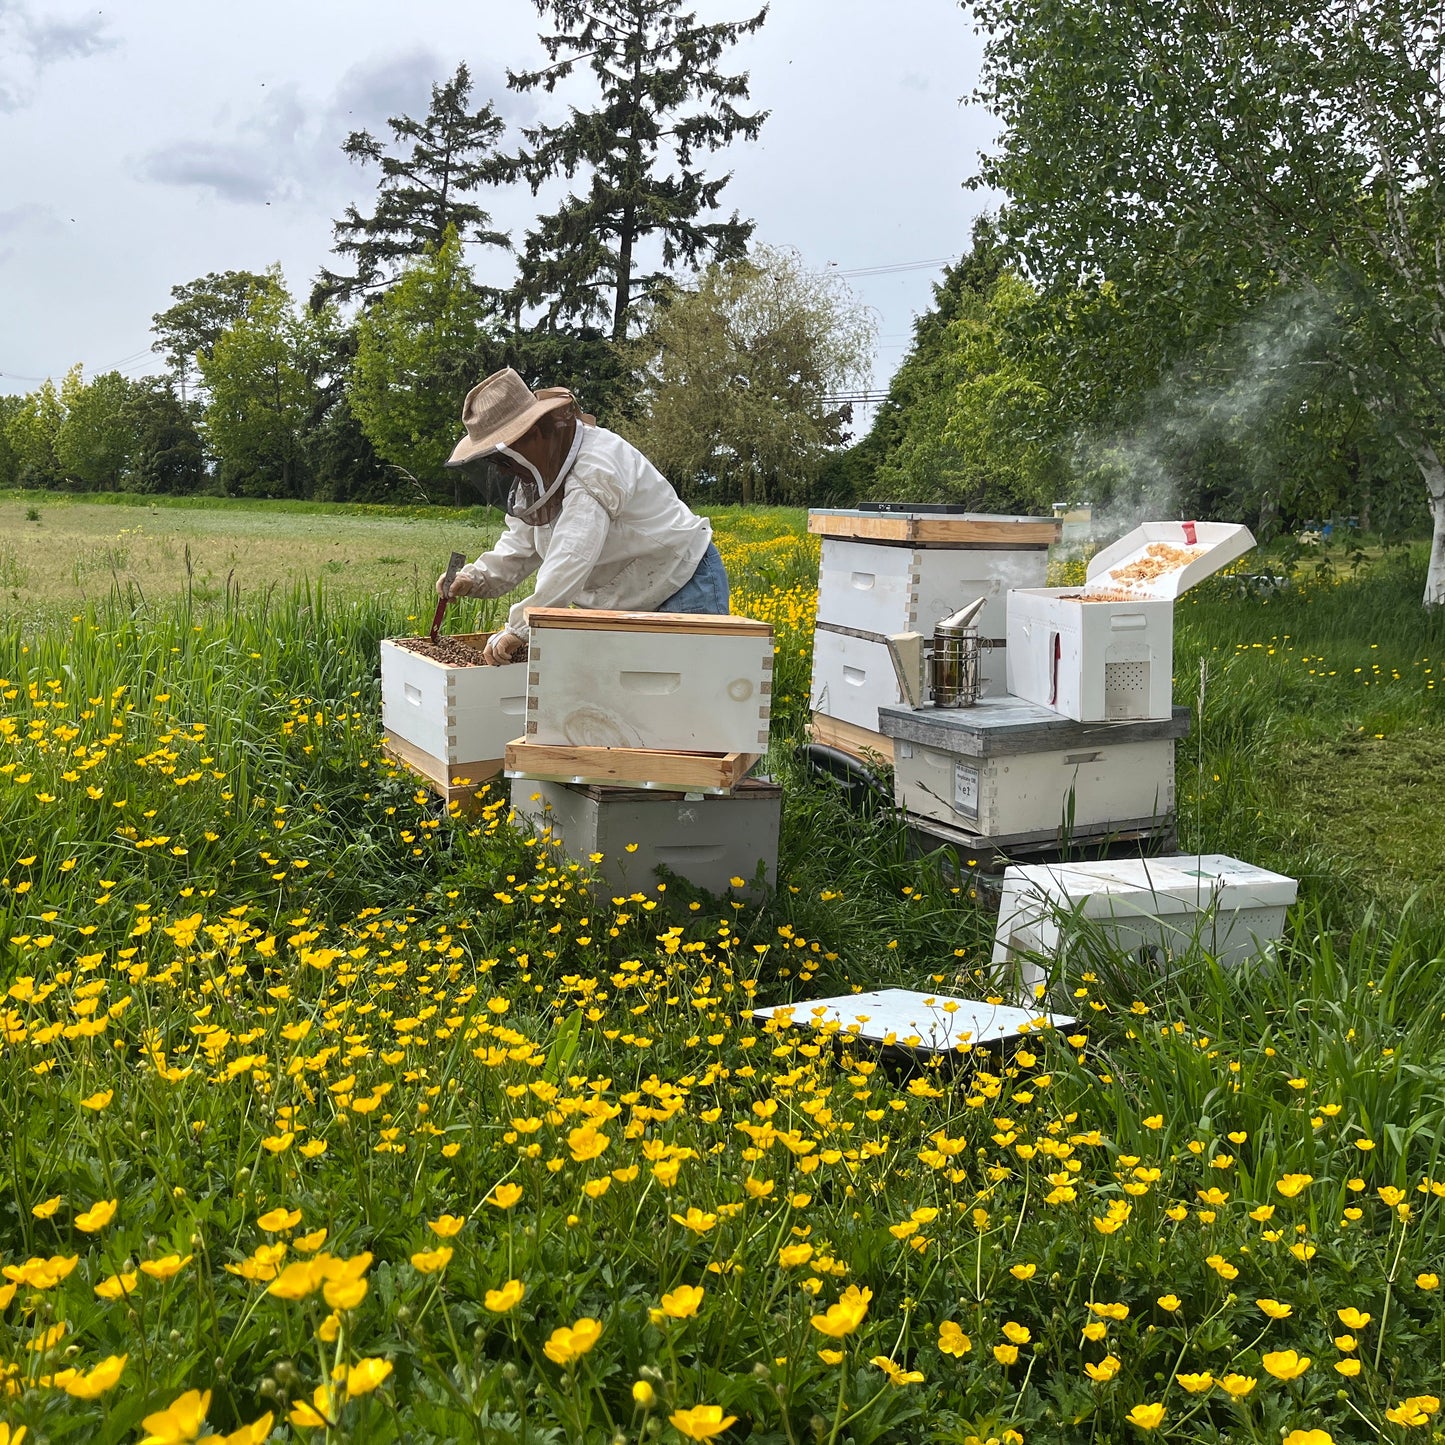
top-left (446, 368), bottom-right (574, 467)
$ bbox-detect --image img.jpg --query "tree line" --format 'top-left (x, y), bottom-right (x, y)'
top-left (1, 0), bottom-right (874, 508)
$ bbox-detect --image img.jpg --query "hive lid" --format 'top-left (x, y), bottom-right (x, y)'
top-left (526, 607), bottom-right (770, 637)
top-left (1084, 521), bottom-right (1256, 599)
top-left (752, 987), bottom-right (1076, 1053)
top-left (1005, 855), bottom-right (1299, 914)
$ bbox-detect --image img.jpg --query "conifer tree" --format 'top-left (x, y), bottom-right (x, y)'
top-left (319, 63), bottom-right (510, 306)
top-left (508, 0), bottom-right (768, 341)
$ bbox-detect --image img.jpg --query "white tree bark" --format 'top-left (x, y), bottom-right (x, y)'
top-left (1415, 439), bottom-right (1445, 607)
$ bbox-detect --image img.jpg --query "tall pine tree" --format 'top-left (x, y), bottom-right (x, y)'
top-left (508, 0), bottom-right (768, 341)
top-left (318, 63), bottom-right (510, 306)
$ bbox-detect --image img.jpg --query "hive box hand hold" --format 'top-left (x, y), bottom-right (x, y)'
top-left (1006, 521), bottom-right (1255, 723)
top-left (525, 608), bottom-right (774, 755)
top-left (990, 854), bottom-right (1298, 1002)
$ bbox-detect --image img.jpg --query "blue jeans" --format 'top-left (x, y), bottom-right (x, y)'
top-left (656, 542), bottom-right (730, 615)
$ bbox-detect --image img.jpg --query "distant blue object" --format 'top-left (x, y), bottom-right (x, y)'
top-left (1322, 522), bottom-right (1334, 539)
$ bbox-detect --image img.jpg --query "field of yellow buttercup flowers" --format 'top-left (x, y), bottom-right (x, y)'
top-left (3, 503), bottom-right (1445, 1444)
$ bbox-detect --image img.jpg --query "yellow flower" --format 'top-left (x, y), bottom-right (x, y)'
top-left (1176, 1372), bottom-right (1213, 1393)
top-left (1333, 1333), bottom-right (1357, 1351)
top-left (410, 1246), bottom-right (454, 1274)
top-left (1282, 1432), bottom-right (1333, 1445)
top-left (489, 1182), bottom-right (524, 1209)
top-left (484, 1278), bottom-right (525, 1313)
top-left (817, 1348), bottom-right (844, 1365)
top-left (1088, 1302), bottom-right (1129, 1321)
top-left (1336, 1307), bottom-right (1371, 1330)
top-left (1002, 1321), bottom-right (1031, 1344)
top-left (660, 1284), bottom-right (705, 1319)
top-left (1249, 1204), bottom-right (1275, 1222)
top-left (1010, 1263), bottom-right (1037, 1281)
top-left (994, 1343), bottom-right (1020, 1366)
top-left (95, 1270), bottom-right (139, 1300)
top-left (268, 1260), bottom-right (325, 1301)
top-left (671, 1207), bottom-right (718, 1234)
top-left (288, 1385), bottom-right (333, 1429)
top-left (1334, 1359), bottom-right (1361, 1377)
top-left (56, 1352), bottom-right (127, 1399)
top-left (140, 1388), bottom-right (211, 1443)
top-left (80, 1089), bottom-right (113, 1110)
top-left (544, 1316), bottom-right (604, 1366)
top-left (1082, 1321), bottom-right (1107, 1342)
top-left (1289, 1241), bottom-right (1317, 1262)
top-left (810, 1285), bottom-right (872, 1339)
top-left (1386, 1401), bottom-right (1430, 1427)
top-left (345, 1356), bottom-right (392, 1397)
top-left (1256, 1298), bottom-right (1292, 1319)
top-left (632, 1380), bottom-right (657, 1408)
top-left (871, 1355), bottom-right (924, 1386)
top-left (0, 1427), bottom-right (25, 1445)
top-left (207, 1414), bottom-right (274, 1445)
top-left (1417, 1273), bottom-right (1440, 1291)
top-left (429, 1214), bottom-right (466, 1238)
top-left (294, 1228), bottom-right (328, 1253)
top-left (567, 1125), bottom-right (609, 1162)
top-left (1275, 1174), bottom-right (1314, 1199)
top-left (779, 1243), bottom-right (814, 1268)
top-left (1125, 1403), bottom-right (1165, 1430)
top-left (74, 1198), bottom-right (117, 1232)
top-left (669, 1405), bottom-right (739, 1441)
top-left (1156, 1294), bottom-right (1182, 1312)
top-left (1219, 1373), bottom-right (1257, 1398)
top-left (141, 1254), bottom-right (193, 1282)
top-left (323, 1276), bottom-right (368, 1310)
top-left (938, 1321), bottom-right (972, 1357)
top-left (1085, 1355), bottom-right (1121, 1382)
top-left (1262, 1349), bottom-right (1310, 1381)
top-left (257, 1207), bottom-right (301, 1232)
top-left (31, 1195), bottom-right (61, 1219)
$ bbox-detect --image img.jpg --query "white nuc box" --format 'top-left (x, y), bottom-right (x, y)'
top-left (1006, 521), bottom-right (1255, 723)
top-left (807, 508), bottom-right (1059, 740)
top-left (524, 608), bottom-right (774, 754)
top-left (878, 695), bottom-right (1186, 846)
top-left (991, 854), bottom-right (1300, 1000)
top-left (509, 776), bottom-right (781, 897)
top-left (379, 635), bottom-right (529, 786)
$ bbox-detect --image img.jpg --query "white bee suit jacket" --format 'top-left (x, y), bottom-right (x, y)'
top-left (462, 426), bottom-right (713, 640)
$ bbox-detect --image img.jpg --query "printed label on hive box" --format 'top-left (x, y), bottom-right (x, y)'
top-left (953, 761), bottom-right (980, 818)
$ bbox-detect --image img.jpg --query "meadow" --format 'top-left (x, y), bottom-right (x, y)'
top-left (1, 494), bottom-right (1444, 1444)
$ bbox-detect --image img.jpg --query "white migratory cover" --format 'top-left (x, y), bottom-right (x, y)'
top-left (380, 639), bottom-right (530, 765)
top-left (526, 614), bottom-right (774, 753)
top-left (754, 987), bottom-right (1075, 1053)
top-left (1085, 521), bottom-right (1256, 599)
top-left (1009, 855), bottom-right (1298, 916)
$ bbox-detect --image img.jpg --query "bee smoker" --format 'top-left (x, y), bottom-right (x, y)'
top-left (886, 596), bottom-right (988, 710)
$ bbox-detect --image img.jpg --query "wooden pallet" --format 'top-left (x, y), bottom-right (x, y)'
top-left (506, 738), bottom-right (759, 794)
top-left (382, 729), bottom-right (505, 814)
top-left (807, 713), bottom-right (895, 767)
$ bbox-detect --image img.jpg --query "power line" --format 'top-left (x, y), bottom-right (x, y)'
top-left (830, 255), bottom-right (957, 279)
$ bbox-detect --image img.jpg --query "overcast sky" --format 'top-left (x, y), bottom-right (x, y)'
top-left (0, 0), bottom-right (999, 405)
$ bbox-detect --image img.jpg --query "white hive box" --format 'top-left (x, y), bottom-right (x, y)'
top-left (510, 776), bottom-right (781, 897)
top-left (525, 608), bottom-right (773, 754)
top-left (809, 508), bottom-right (1059, 730)
top-left (380, 635), bottom-right (529, 785)
top-left (1006, 521), bottom-right (1254, 722)
top-left (878, 695), bottom-right (1187, 846)
top-left (753, 988), bottom-right (1076, 1056)
top-left (991, 854), bottom-right (1299, 998)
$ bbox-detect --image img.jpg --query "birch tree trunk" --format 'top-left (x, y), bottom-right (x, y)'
top-left (1419, 441), bottom-right (1445, 607)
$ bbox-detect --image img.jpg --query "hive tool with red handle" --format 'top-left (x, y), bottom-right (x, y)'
top-left (430, 552), bottom-right (467, 644)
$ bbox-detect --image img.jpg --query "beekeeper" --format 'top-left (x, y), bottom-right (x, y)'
top-left (436, 368), bottom-right (729, 665)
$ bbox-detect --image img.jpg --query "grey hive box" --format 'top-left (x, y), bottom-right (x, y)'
top-left (878, 694), bottom-right (1189, 848)
top-left (510, 775), bottom-right (781, 897)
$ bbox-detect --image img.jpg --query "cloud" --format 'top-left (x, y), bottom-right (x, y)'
top-left (135, 50), bottom-right (532, 209)
top-left (0, 200), bottom-right (62, 264)
top-left (0, 0), bottom-right (114, 111)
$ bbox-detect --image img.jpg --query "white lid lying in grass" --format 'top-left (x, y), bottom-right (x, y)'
top-left (753, 988), bottom-right (1076, 1053)
top-left (1084, 521), bottom-right (1256, 599)
top-left (1002, 855), bottom-right (1299, 916)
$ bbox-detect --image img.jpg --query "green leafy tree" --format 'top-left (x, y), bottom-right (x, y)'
top-left (349, 232), bottom-right (497, 501)
top-left (508, 0), bottom-right (769, 341)
top-left (973, 0), bottom-right (1445, 602)
top-left (0, 394), bottom-right (24, 488)
top-left (3, 376), bottom-right (66, 487)
top-left (197, 270), bottom-right (337, 498)
top-left (151, 270), bottom-right (279, 399)
top-left (54, 369), bottom-right (144, 490)
top-left (319, 63), bottom-right (510, 306)
top-left (122, 384), bottom-right (206, 495)
top-left (624, 245), bottom-right (874, 504)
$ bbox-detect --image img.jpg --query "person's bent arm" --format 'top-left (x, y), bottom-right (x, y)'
top-left (500, 490), bottom-right (610, 640)
top-left (443, 520), bottom-right (542, 598)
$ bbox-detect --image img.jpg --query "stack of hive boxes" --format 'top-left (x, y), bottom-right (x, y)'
top-left (506, 608), bottom-right (780, 897)
top-left (807, 506), bottom-right (1059, 764)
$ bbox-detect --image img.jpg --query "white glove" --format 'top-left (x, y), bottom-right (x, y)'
top-left (482, 630), bottom-right (527, 666)
top-left (436, 564), bottom-right (486, 600)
